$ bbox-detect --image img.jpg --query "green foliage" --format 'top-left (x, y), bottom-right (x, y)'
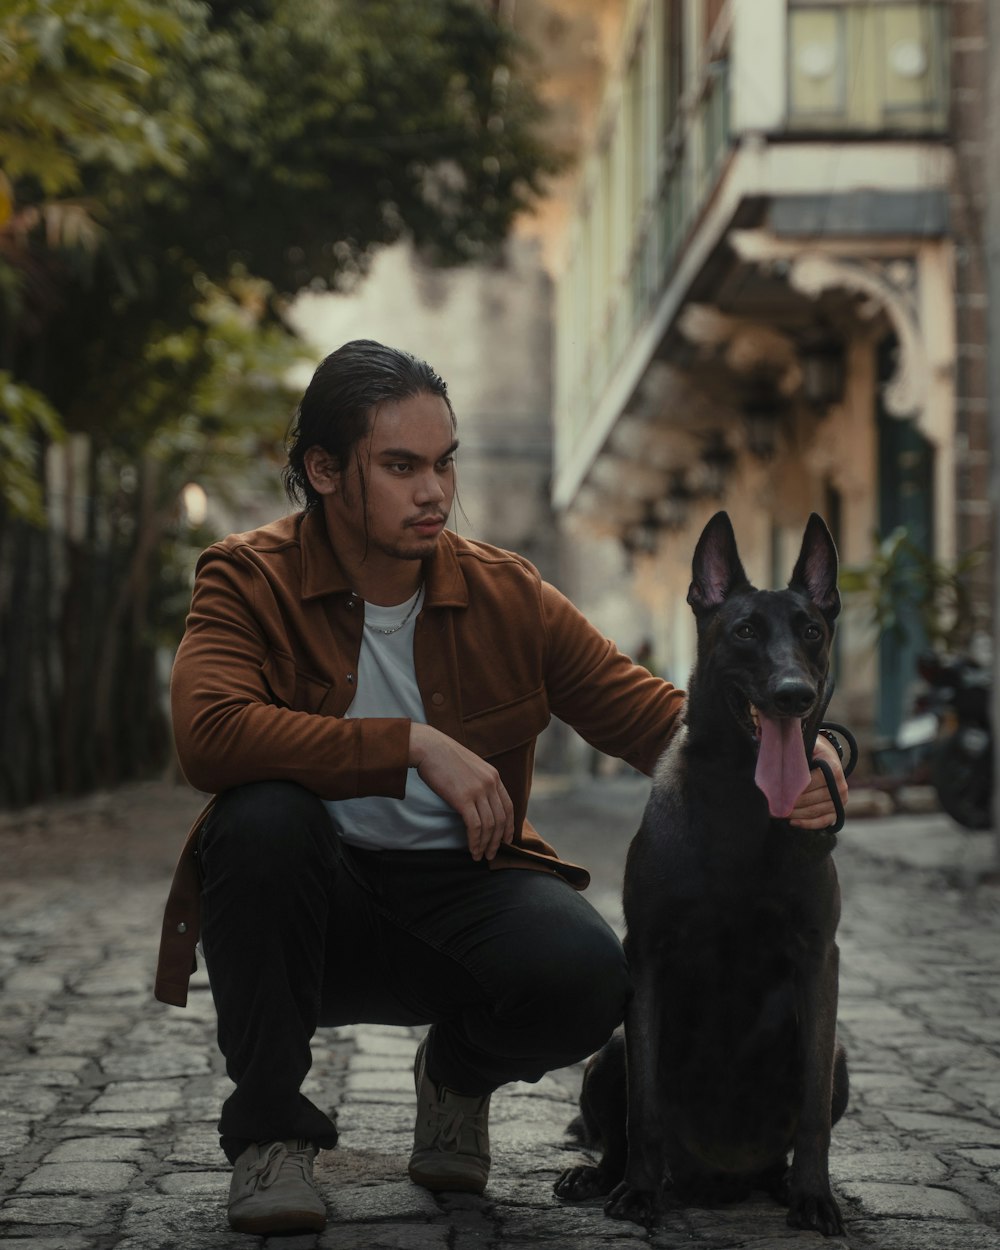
top-left (840, 528), bottom-right (986, 652)
top-left (0, 0), bottom-right (202, 196)
top-left (0, 372), bottom-right (63, 524)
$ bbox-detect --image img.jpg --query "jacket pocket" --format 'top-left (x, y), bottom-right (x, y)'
top-left (462, 686), bottom-right (550, 759)
top-left (260, 651), bottom-right (335, 714)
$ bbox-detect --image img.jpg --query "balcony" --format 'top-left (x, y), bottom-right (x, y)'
top-left (553, 0), bottom-right (950, 509)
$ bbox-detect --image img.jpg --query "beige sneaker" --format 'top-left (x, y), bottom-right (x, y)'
top-left (227, 1138), bottom-right (326, 1234)
top-left (408, 1035), bottom-right (491, 1194)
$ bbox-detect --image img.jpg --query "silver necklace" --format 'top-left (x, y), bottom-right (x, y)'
top-left (363, 588), bottom-right (423, 636)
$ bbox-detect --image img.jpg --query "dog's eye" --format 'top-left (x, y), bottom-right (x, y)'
top-left (803, 623), bottom-right (822, 641)
top-left (735, 623), bottom-right (755, 640)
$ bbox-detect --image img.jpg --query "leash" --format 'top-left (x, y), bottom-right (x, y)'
top-left (807, 679), bottom-right (858, 836)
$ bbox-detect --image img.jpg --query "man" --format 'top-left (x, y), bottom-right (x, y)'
top-left (155, 340), bottom-right (846, 1235)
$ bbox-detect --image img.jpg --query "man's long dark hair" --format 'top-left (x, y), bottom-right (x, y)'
top-left (283, 339), bottom-right (455, 513)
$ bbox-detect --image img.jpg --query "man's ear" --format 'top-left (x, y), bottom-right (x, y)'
top-left (687, 511), bottom-right (751, 615)
top-left (789, 513), bottom-right (840, 622)
top-left (303, 446), bottom-right (340, 496)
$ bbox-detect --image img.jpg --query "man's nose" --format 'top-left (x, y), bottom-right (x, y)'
top-left (414, 470), bottom-right (446, 504)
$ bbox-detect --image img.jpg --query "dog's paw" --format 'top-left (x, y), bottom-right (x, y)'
top-left (553, 1165), bottom-right (609, 1201)
top-left (787, 1189), bottom-right (845, 1237)
top-left (604, 1180), bottom-right (659, 1226)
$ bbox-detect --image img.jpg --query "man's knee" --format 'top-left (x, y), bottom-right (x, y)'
top-left (201, 781), bottom-right (335, 879)
top-left (508, 921), bottom-right (630, 1056)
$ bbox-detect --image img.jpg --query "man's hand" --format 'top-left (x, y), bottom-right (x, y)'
top-left (409, 723), bottom-right (515, 861)
top-left (790, 734), bottom-right (848, 829)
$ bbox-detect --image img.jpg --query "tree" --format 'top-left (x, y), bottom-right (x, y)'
top-left (0, 0), bottom-right (561, 805)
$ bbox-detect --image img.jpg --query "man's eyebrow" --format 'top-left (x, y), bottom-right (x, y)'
top-left (377, 440), bottom-right (460, 461)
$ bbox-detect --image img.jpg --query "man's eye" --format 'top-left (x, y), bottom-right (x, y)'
top-left (735, 623), bottom-right (755, 640)
top-left (437, 456), bottom-right (455, 470)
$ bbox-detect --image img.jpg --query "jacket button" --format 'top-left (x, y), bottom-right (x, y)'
top-left (177, 922), bottom-right (188, 934)
top-left (431, 692), bottom-right (445, 706)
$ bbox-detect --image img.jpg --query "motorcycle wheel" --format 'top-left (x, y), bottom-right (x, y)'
top-left (931, 731), bottom-right (993, 830)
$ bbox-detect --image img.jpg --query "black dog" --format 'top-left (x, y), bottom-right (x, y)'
top-left (555, 511), bottom-right (849, 1236)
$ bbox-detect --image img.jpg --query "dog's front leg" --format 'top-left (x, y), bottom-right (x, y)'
top-left (604, 960), bottom-right (665, 1227)
top-left (788, 938), bottom-right (844, 1236)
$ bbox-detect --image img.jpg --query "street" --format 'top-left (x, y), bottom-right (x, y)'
top-left (1, 775), bottom-right (999, 1249)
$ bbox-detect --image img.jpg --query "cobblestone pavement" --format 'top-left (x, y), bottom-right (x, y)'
top-left (0, 776), bottom-right (998, 1250)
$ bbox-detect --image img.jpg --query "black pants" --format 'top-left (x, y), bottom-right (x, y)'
top-left (198, 781), bottom-right (630, 1162)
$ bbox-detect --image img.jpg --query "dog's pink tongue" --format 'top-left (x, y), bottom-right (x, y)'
top-left (755, 714), bottom-right (811, 818)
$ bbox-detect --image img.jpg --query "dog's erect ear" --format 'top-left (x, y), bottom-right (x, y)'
top-left (687, 512), bottom-right (751, 615)
top-left (789, 513), bottom-right (840, 622)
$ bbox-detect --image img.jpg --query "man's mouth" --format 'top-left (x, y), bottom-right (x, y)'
top-left (408, 515), bottom-right (446, 534)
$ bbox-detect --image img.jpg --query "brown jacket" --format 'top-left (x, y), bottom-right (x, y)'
top-left (155, 510), bottom-right (685, 1006)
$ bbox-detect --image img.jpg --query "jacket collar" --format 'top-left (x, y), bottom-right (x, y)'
top-left (298, 508), bottom-right (468, 608)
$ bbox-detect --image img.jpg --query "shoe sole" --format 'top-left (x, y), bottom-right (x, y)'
top-left (407, 1165), bottom-right (487, 1195)
top-left (229, 1209), bottom-right (326, 1235)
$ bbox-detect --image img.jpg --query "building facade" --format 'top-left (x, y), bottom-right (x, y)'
top-left (550, 0), bottom-right (985, 747)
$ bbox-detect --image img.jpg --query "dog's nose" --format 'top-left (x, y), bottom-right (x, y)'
top-left (772, 678), bottom-right (815, 716)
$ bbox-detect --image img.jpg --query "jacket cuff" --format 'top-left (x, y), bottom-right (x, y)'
top-left (353, 717), bottom-right (411, 798)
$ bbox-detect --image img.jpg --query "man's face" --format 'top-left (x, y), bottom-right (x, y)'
top-left (320, 391), bottom-right (457, 563)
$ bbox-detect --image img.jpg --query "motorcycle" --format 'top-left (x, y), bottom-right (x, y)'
top-left (871, 650), bottom-right (993, 829)
top-left (917, 651), bottom-right (993, 830)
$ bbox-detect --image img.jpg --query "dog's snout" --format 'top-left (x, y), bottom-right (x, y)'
top-left (772, 678), bottom-right (815, 716)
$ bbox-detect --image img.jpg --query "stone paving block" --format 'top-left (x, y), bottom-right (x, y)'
top-left (16, 1161), bottom-right (138, 1194)
top-left (326, 1180), bottom-right (440, 1223)
top-left (499, 1206), bottom-right (646, 1241)
top-left (265, 1236), bottom-right (322, 1250)
top-left (98, 1047), bottom-right (211, 1080)
top-left (0, 1118), bottom-right (31, 1157)
top-left (0, 1238), bottom-right (94, 1250)
top-left (346, 1053), bottom-right (413, 1072)
top-left (321, 1224), bottom-right (451, 1249)
top-left (115, 1194), bottom-right (243, 1249)
top-left (485, 1170), bottom-right (572, 1208)
top-left (165, 1127), bottom-right (225, 1167)
top-left (492, 1120), bottom-right (565, 1150)
top-left (2, 969), bottom-right (67, 996)
top-left (70, 963), bottom-right (152, 997)
top-left (88, 1081), bottom-right (182, 1113)
top-left (954, 1147), bottom-right (1000, 1169)
top-left (832, 1148), bottom-right (949, 1183)
top-left (0, 1080), bottom-right (60, 1117)
top-left (850, 1218), bottom-right (1000, 1249)
top-left (61, 1111), bottom-right (173, 1131)
top-left (346, 1088), bottom-right (419, 1105)
top-left (2, 1055), bottom-right (89, 1078)
top-left (880, 1110), bottom-right (1000, 1143)
top-left (332, 1127), bottom-right (412, 1155)
top-left (336, 1102), bottom-right (412, 1132)
top-left (352, 1031), bottom-right (419, 1057)
top-left (495, 1242), bottom-right (640, 1250)
top-left (154, 1171), bottom-right (230, 1197)
top-left (838, 1181), bottom-right (978, 1220)
top-left (0, 1195), bottom-right (117, 1226)
top-left (43, 1137), bottom-right (147, 1164)
top-left (345, 1070), bottom-right (413, 1094)
top-left (317, 1148), bottom-right (408, 1187)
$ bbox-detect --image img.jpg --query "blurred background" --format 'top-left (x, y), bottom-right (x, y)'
top-left (1, 0), bottom-right (996, 839)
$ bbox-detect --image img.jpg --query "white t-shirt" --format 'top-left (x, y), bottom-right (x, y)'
top-left (323, 587), bottom-right (467, 851)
